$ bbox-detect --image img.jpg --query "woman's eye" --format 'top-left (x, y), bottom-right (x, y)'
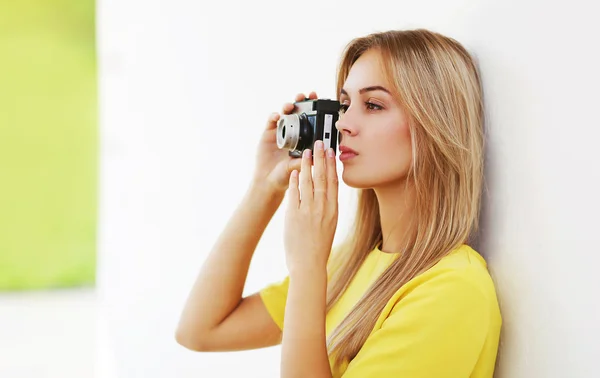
top-left (339, 102), bottom-right (383, 114)
top-left (365, 102), bottom-right (383, 111)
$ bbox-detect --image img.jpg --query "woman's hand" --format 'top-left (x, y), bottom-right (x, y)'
top-left (252, 92), bottom-right (319, 195)
top-left (284, 140), bottom-right (339, 275)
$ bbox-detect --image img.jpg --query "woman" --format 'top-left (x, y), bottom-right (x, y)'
top-left (176, 28), bottom-right (502, 377)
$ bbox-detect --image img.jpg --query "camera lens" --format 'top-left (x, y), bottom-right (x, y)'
top-left (277, 115), bottom-right (300, 150)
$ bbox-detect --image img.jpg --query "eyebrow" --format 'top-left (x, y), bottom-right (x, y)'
top-left (340, 85), bottom-right (391, 96)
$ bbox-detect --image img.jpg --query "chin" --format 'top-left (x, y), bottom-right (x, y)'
top-left (341, 167), bottom-right (410, 190)
top-left (341, 169), bottom-right (376, 189)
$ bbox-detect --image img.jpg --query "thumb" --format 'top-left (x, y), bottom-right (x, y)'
top-left (286, 157), bottom-right (302, 176)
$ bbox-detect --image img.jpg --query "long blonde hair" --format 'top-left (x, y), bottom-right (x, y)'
top-left (326, 29), bottom-right (485, 371)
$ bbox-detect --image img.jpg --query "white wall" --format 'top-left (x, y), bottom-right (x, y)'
top-left (97, 1), bottom-right (600, 377)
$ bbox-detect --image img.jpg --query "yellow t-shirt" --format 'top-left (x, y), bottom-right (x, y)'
top-left (259, 243), bottom-right (502, 377)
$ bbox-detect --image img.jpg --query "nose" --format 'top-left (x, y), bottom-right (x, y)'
top-left (335, 113), bottom-right (358, 142)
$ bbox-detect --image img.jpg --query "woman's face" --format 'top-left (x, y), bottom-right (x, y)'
top-left (336, 48), bottom-right (413, 189)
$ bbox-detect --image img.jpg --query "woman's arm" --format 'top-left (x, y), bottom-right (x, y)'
top-left (279, 141), bottom-right (338, 377)
top-left (175, 183), bottom-right (285, 351)
top-left (281, 266), bottom-right (332, 378)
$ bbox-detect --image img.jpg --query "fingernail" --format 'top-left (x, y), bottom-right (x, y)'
top-left (303, 148), bottom-right (311, 158)
top-left (315, 140), bottom-right (323, 150)
top-left (327, 148), bottom-right (334, 158)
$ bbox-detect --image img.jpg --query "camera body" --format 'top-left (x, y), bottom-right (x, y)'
top-left (276, 98), bottom-right (340, 158)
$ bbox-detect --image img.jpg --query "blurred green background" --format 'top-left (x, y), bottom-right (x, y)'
top-left (0, 0), bottom-right (97, 290)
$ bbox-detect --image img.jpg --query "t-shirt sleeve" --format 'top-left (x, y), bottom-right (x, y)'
top-left (258, 275), bottom-right (290, 331)
top-left (341, 270), bottom-right (490, 378)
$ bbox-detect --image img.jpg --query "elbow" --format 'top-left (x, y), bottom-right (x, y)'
top-left (175, 326), bottom-right (210, 352)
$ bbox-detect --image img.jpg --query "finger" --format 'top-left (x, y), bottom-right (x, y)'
top-left (265, 112), bottom-right (280, 130)
top-left (282, 102), bottom-right (295, 115)
top-left (286, 156), bottom-right (302, 176)
top-left (308, 91), bottom-right (318, 100)
top-left (294, 93), bottom-right (307, 102)
top-left (312, 140), bottom-right (327, 207)
top-left (326, 147), bottom-right (339, 204)
top-left (299, 148), bottom-right (313, 205)
top-left (287, 170), bottom-right (300, 210)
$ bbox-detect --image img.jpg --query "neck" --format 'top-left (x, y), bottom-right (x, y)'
top-left (373, 179), bottom-right (416, 254)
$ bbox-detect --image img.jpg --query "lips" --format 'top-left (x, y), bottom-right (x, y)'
top-left (338, 145), bottom-right (358, 162)
top-left (339, 145), bottom-right (358, 155)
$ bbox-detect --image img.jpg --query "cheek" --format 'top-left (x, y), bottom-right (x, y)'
top-left (379, 118), bottom-right (412, 158)
top-left (340, 115), bottom-right (413, 188)
top-left (381, 125), bottom-right (412, 170)
top-left (382, 121), bottom-right (413, 183)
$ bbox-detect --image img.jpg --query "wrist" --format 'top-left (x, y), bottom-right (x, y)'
top-left (246, 181), bottom-right (285, 207)
top-left (249, 177), bottom-right (285, 196)
top-left (288, 260), bottom-right (328, 279)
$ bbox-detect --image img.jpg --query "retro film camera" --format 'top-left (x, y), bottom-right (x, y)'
top-left (276, 98), bottom-right (341, 158)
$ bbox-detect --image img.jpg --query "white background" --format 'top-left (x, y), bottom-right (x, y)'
top-left (97, 0), bottom-right (600, 377)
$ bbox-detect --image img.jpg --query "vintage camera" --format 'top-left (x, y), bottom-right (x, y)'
top-left (276, 98), bottom-right (340, 158)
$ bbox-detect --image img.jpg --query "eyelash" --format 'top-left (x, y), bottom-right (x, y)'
top-left (339, 102), bottom-right (383, 114)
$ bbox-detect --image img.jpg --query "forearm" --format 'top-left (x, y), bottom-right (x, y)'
top-left (281, 266), bottom-right (332, 378)
top-left (177, 183), bottom-right (284, 340)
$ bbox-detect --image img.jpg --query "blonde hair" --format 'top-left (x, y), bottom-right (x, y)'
top-left (326, 29), bottom-right (485, 371)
